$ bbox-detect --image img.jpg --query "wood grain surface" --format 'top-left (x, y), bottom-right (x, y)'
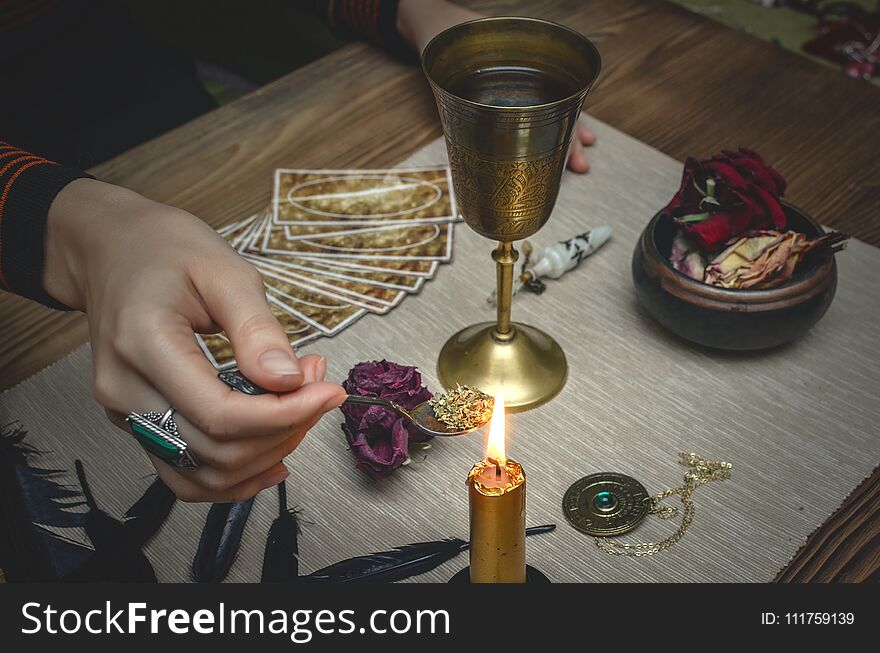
top-left (775, 468), bottom-right (880, 582)
top-left (1, 0), bottom-right (877, 581)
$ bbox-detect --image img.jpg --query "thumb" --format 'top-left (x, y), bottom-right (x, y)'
top-left (200, 267), bottom-right (304, 392)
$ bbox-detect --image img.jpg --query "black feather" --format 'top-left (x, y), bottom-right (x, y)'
top-left (65, 460), bottom-right (157, 582)
top-left (192, 498), bottom-right (254, 583)
top-left (260, 481), bottom-right (301, 582)
top-left (302, 524), bottom-right (556, 583)
top-left (0, 423), bottom-right (85, 527)
top-left (123, 477), bottom-right (176, 546)
top-left (303, 538), bottom-right (466, 583)
top-left (0, 423), bottom-right (90, 580)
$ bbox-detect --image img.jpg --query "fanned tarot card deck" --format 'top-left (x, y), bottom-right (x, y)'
top-left (198, 167), bottom-right (458, 369)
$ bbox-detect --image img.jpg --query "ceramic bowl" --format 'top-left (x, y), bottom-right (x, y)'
top-left (631, 202), bottom-right (837, 350)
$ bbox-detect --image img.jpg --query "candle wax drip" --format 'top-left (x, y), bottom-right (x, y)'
top-left (468, 459), bottom-right (524, 496)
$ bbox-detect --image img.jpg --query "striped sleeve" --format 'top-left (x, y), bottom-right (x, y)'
top-left (315, 0), bottom-right (411, 58)
top-left (0, 0), bottom-right (59, 32)
top-left (0, 142), bottom-right (92, 310)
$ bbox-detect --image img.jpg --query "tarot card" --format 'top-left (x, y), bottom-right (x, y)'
top-left (261, 268), bottom-right (391, 315)
top-left (250, 256), bottom-right (407, 308)
top-left (269, 296), bottom-right (323, 338)
top-left (261, 218), bottom-right (454, 261)
top-left (264, 284), bottom-right (368, 336)
top-left (243, 213), bottom-right (441, 276)
top-left (273, 166), bottom-right (457, 227)
top-left (218, 213), bottom-right (263, 254)
top-left (197, 296), bottom-right (321, 369)
top-left (217, 214), bottom-right (258, 244)
top-left (297, 255), bottom-right (438, 278)
top-left (198, 330), bottom-right (322, 370)
top-left (196, 333), bottom-right (238, 370)
top-left (243, 253), bottom-right (426, 293)
top-left (233, 213), bottom-right (269, 251)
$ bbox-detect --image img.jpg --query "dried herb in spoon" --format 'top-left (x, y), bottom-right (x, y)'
top-left (430, 384), bottom-right (494, 431)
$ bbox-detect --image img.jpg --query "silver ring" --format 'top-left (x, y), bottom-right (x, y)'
top-left (158, 406), bottom-right (175, 428)
top-left (145, 407), bottom-right (180, 436)
top-left (127, 405), bottom-right (199, 470)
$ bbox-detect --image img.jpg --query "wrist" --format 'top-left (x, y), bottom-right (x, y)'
top-left (43, 178), bottom-right (148, 310)
top-left (395, 0), bottom-right (420, 51)
top-left (397, 0), bottom-right (480, 54)
top-left (43, 178), bottom-right (93, 309)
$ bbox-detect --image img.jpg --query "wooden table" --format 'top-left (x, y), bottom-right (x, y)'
top-left (1, 0), bottom-right (877, 581)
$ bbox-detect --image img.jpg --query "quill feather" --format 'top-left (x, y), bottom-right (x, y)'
top-left (0, 423), bottom-right (89, 580)
top-left (302, 524), bottom-right (556, 583)
top-left (260, 481), bottom-right (301, 582)
top-left (303, 538), bottom-right (466, 583)
top-left (66, 460), bottom-right (157, 582)
top-left (0, 424), bottom-right (85, 527)
top-left (192, 498), bottom-right (254, 583)
top-left (123, 477), bottom-right (176, 546)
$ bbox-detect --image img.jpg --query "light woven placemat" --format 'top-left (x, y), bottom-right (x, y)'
top-left (2, 117), bottom-right (878, 583)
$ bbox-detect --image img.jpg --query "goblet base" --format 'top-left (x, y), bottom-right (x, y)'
top-left (437, 322), bottom-right (567, 413)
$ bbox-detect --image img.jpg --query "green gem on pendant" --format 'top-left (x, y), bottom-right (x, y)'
top-left (594, 490), bottom-right (617, 512)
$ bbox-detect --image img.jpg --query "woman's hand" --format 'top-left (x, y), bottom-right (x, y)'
top-left (44, 178), bottom-right (346, 502)
top-left (397, 0), bottom-right (597, 174)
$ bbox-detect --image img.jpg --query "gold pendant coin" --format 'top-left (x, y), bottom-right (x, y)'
top-left (562, 472), bottom-right (649, 536)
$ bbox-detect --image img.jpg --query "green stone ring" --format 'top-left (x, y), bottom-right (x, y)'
top-left (126, 407), bottom-right (199, 470)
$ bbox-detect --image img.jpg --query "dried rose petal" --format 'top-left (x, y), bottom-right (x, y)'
top-left (343, 417), bottom-right (409, 479)
top-left (669, 231), bottom-right (706, 280)
top-left (703, 230), bottom-right (845, 289)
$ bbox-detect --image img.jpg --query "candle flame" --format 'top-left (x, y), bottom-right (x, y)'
top-left (485, 391), bottom-right (506, 465)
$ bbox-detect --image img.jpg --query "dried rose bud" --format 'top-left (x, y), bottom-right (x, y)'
top-left (661, 148), bottom-right (787, 250)
top-left (704, 230), bottom-right (847, 290)
top-left (340, 360), bottom-right (433, 478)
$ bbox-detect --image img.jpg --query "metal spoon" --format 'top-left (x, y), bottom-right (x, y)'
top-left (341, 394), bottom-right (484, 437)
top-left (217, 370), bottom-right (484, 437)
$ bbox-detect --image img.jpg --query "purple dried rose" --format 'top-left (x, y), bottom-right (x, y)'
top-left (340, 360), bottom-right (433, 478)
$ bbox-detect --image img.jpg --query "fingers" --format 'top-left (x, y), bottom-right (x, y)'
top-left (299, 354), bottom-right (324, 385)
top-left (96, 348), bottom-right (340, 502)
top-left (578, 122), bottom-right (597, 146)
top-left (567, 142), bottom-right (590, 173)
top-left (153, 458), bottom-right (289, 503)
top-left (105, 396), bottom-right (319, 501)
top-left (100, 302), bottom-right (347, 441)
top-left (316, 356), bottom-right (328, 383)
top-left (149, 404), bottom-right (323, 501)
top-left (187, 414), bottom-right (322, 491)
top-left (122, 315), bottom-right (344, 439)
top-left (194, 262), bottom-right (305, 393)
top-left (567, 121), bottom-right (596, 174)
top-left (105, 399), bottom-right (328, 503)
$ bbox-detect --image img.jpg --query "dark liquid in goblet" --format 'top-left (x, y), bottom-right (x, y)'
top-left (445, 65), bottom-right (579, 107)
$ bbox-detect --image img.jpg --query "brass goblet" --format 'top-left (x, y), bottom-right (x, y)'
top-left (422, 17), bottom-right (602, 412)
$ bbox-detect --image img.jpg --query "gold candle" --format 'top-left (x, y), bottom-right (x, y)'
top-left (467, 392), bottom-right (527, 583)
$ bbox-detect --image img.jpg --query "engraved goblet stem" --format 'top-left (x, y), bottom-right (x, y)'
top-left (492, 241), bottom-right (518, 341)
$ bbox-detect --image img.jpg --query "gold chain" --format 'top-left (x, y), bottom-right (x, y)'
top-left (595, 453), bottom-right (732, 557)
